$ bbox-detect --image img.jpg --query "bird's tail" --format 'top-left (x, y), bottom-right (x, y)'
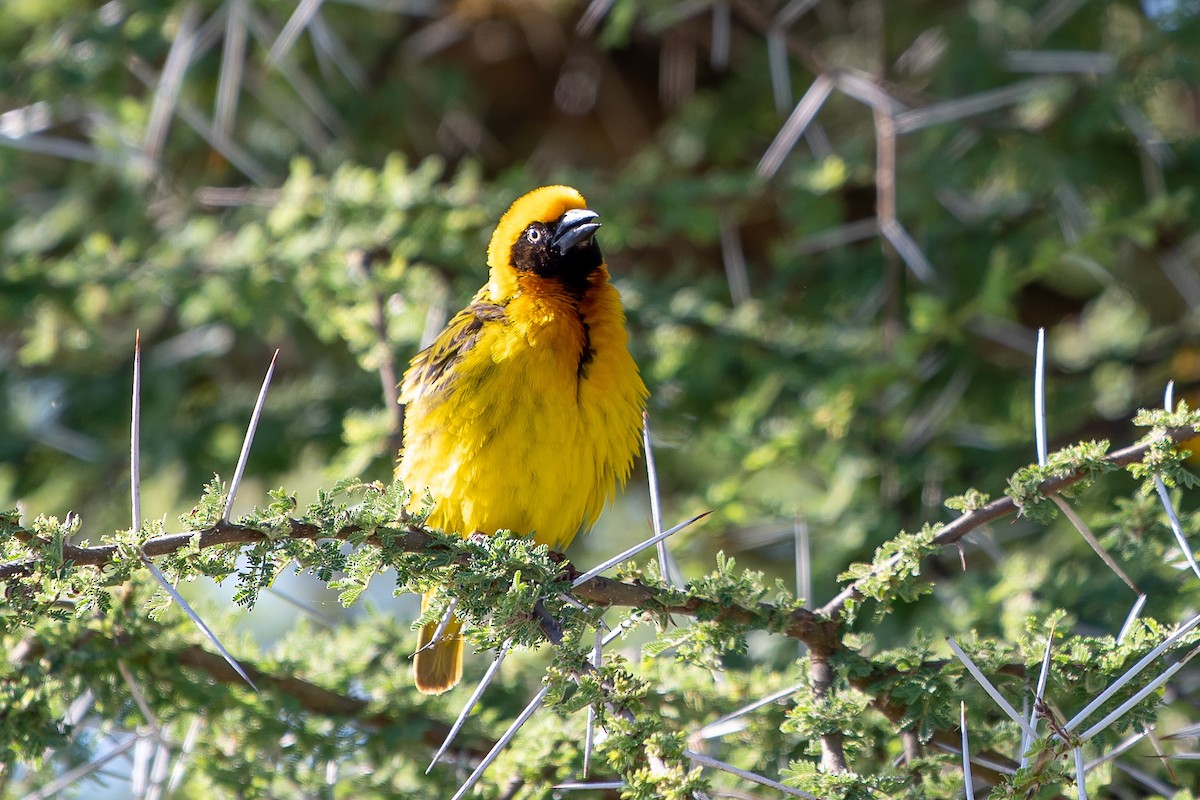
top-left (414, 590), bottom-right (463, 695)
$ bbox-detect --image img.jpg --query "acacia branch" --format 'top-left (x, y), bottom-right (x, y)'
top-left (818, 425), bottom-right (1198, 620)
top-left (0, 517), bottom-right (839, 650)
top-left (4, 424), bottom-right (1191, 657)
top-left (9, 632), bottom-right (493, 760)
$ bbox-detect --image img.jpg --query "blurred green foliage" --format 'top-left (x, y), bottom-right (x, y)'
top-left (4, 0), bottom-right (1200, 797)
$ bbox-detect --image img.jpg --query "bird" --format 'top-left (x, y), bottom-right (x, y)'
top-left (396, 185), bottom-right (647, 695)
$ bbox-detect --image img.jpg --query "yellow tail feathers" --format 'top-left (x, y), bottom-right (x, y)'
top-left (414, 592), bottom-right (463, 695)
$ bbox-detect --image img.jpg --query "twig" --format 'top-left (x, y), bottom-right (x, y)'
top-left (143, 3), bottom-right (201, 168)
top-left (757, 73), bottom-right (835, 178)
top-left (5, 425), bottom-right (1197, 663)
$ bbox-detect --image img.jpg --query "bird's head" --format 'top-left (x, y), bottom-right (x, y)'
top-left (487, 185), bottom-right (604, 301)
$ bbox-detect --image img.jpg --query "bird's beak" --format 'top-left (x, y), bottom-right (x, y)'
top-left (552, 208), bottom-right (601, 252)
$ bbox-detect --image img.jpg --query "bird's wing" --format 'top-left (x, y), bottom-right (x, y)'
top-left (400, 289), bottom-right (507, 404)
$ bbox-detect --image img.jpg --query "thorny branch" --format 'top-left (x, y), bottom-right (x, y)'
top-left (8, 632), bottom-right (495, 760)
top-left (0, 516), bottom-right (838, 648)
top-left (4, 423), bottom-right (1196, 793)
top-left (6, 425), bottom-right (1194, 643)
top-left (818, 425), bottom-right (1200, 621)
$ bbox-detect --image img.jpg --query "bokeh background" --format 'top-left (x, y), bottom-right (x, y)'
top-left (4, 0), bottom-right (1200, 796)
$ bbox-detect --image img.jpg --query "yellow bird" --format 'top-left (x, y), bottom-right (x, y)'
top-left (397, 185), bottom-right (647, 694)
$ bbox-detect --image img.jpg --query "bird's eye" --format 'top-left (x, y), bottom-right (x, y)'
top-left (526, 228), bottom-right (542, 244)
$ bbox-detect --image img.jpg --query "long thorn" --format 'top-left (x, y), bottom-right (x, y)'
top-left (879, 219), bottom-right (936, 283)
top-left (684, 749), bottom-right (818, 799)
top-left (643, 411), bottom-right (677, 588)
top-left (132, 735), bottom-right (153, 800)
top-left (265, 0), bottom-right (325, 69)
top-left (1118, 594), bottom-right (1148, 642)
top-left (1083, 728), bottom-right (1147, 772)
top-left (414, 598), bottom-right (459, 655)
top-left (117, 660), bottom-right (161, 736)
top-left (449, 687), bottom-right (550, 800)
top-left (794, 516), bottom-right (811, 607)
top-left (1154, 475), bottom-right (1200, 582)
top-left (132, 331), bottom-right (142, 532)
top-left (215, 0), bottom-right (247, 134)
top-left (265, 584), bottom-right (339, 628)
top-left (427, 639), bottom-right (513, 773)
top-left (1079, 645), bottom-right (1200, 742)
top-left (582, 626), bottom-right (602, 775)
top-left (1051, 495), bottom-right (1140, 593)
top-left (166, 716), bottom-right (205, 794)
top-left (699, 683), bottom-right (804, 739)
top-left (947, 638), bottom-right (1039, 739)
top-left (766, 29), bottom-right (792, 113)
top-left (928, 740), bottom-right (1018, 775)
top-left (141, 557), bottom-right (259, 692)
top-left (1035, 327), bottom-right (1048, 467)
top-left (572, 512), bottom-right (709, 588)
top-left (1073, 746), bottom-right (1088, 799)
top-left (142, 3), bottom-right (201, 167)
top-left (147, 736), bottom-right (172, 799)
top-left (62, 689), bottom-right (96, 729)
top-left (1143, 726), bottom-right (1176, 784)
top-left (1153, 378), bottom-right (1200, 580)
top-left (718, 212), bottom-right (750, 304)
top-left (223, 350), bottom-right (279, 522)
top-left (1066, 611), bottom-right (1200, 731)
top-left (961, 702), bottom-right (975, 799)
top-left (1021, 622), bottom-right (1056, 766)
top-left (21, 737), bottom-right (139, 799)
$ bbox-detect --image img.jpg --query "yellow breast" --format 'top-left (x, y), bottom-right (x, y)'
top-left (397, 270), bottom-right (645, 551)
